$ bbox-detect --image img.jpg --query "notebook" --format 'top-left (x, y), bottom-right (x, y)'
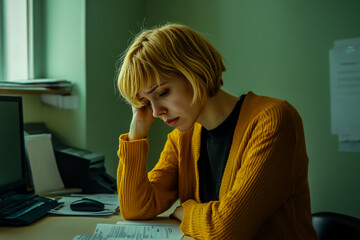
top-left (0, 95), bottom-right (60, 226)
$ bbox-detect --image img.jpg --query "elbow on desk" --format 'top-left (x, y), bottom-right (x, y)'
top-left (120, 210), bottom-right (157, 220)
top-left (119, 204), bottom-right (158, 220)
top-left (118, 192), bottom-right (166, 220)
top-left (119, 204), bottom-right (141, 220)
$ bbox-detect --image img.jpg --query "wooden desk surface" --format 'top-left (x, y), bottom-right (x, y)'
top-left (0, 206), bottom-right (194, 240)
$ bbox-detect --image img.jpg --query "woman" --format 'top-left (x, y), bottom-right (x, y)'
top-left (116, 23), bottom-right (318, 239)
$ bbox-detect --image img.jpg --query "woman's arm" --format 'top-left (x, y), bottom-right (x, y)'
top-left (128, 105), bottom-right (154, 141)
top-left (117, 132), bottom-right (179, 219)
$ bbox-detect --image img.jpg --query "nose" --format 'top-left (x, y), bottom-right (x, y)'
top-left (151, 101), bottom-right (166, 118)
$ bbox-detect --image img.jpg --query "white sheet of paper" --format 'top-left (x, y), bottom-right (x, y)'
top-left (330, 37), bottom-right (360, 152)
top-left (329, 37), bottom-right (360, 136)
top-left (73, 222), bottom-right (183, 240)
top-left (25, 134), bottom-right (64, 194)
top-left (73, 236), bottom-right (95, 240)
top-left (96, 222), bottom-right (183, 240)
top-left (50, 194), bottom-right (119, 216)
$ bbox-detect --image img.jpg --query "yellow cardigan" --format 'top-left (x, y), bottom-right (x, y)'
top-left (117, 92), bottom-right (318, 240)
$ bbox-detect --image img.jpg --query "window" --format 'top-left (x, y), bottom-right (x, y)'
top-left (0, 0), bottom-right (37, 82)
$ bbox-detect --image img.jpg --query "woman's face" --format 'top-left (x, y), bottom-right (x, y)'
top-left (137, 75), bottom-right (202, 131)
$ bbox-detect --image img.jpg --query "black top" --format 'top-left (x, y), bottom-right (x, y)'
top-left (198, 95), bottom-right (246, 203)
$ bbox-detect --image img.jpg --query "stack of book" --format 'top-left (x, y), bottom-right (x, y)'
top-left (0, 79), bottom-right (72, 93)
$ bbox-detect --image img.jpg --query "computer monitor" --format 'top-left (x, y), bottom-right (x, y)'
top-left (0, 96), bottom-right (26, 194)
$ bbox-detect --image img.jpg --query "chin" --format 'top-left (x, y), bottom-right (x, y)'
top-left (175, 122), bottom-right (194, 132)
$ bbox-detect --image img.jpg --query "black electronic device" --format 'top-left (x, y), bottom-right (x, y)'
top-left (54, 147), bottom-right (116, 194)
top-left (24, 122), bottom-right (116, 194)
top-left (0, 96), bottom-right (27, 194)
top-left (0, 96), bottom-right (60, 226)
top-left (70, 198), bottom-right (105, 212)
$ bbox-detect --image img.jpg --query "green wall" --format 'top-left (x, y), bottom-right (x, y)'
top-left (43, 0), bottom-right (87, 148)
top-left (20, 0), bottom-right (359, 218)
top-left (85, 0), bottom-right (145, 177)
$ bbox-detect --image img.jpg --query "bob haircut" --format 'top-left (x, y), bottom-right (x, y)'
top-left (117, 23), bottom-right (226, 108)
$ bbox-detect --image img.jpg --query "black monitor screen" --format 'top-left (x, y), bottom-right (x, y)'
top-left (0, 96), bottom-right (26, 194)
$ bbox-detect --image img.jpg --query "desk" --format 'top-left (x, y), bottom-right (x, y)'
top-left (0, 206), bottom-right (194, 240)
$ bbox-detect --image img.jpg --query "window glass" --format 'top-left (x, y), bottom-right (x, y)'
top-left (1, 0), bottom-right (29, 81)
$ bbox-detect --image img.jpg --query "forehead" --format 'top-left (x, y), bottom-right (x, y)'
top-left (136, 72), bottom-right (186, 99)
top-left (137, 80), bottom-right (167, 98)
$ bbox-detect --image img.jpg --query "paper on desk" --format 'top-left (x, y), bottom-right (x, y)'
top-left (73, 221), bottom-right (183, 240)
top-left (70, 193), bottom-right (120, 205)
top-left (73, 236), bottom-right (94, 240)
top-left (25, 134), bottom-right (65, 194)
top-left (116, 221), bottom-right (183, 239)
top-left (50, 194), bottom-right (119, 216)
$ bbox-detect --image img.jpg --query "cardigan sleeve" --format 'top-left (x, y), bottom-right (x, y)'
top-left (117, 132), bottom-right (179, 219)
top-left (180, 101), bottom-right (302, 239)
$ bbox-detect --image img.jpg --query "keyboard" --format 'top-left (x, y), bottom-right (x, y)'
top-left (0, 192), bottom-right (61, 226)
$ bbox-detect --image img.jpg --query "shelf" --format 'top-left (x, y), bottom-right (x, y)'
top-left (0, 88), bottom-right (71, 95)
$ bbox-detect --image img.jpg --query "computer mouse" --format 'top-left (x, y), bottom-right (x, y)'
top-left (70, 198), bottom-right (105, 212)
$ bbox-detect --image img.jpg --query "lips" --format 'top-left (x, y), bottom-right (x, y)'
top-left (165, 117), bottom-right (179, 127)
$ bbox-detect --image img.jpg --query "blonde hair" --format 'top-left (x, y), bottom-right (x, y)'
top-left (117, 23), bottom-right (225, 108)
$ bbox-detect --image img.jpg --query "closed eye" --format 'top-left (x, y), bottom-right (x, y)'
top-left (159, 89), bottom-right (169, 97)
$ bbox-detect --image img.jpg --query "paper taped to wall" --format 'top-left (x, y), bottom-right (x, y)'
top-left (329, 37), bottom-right (360, 152)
